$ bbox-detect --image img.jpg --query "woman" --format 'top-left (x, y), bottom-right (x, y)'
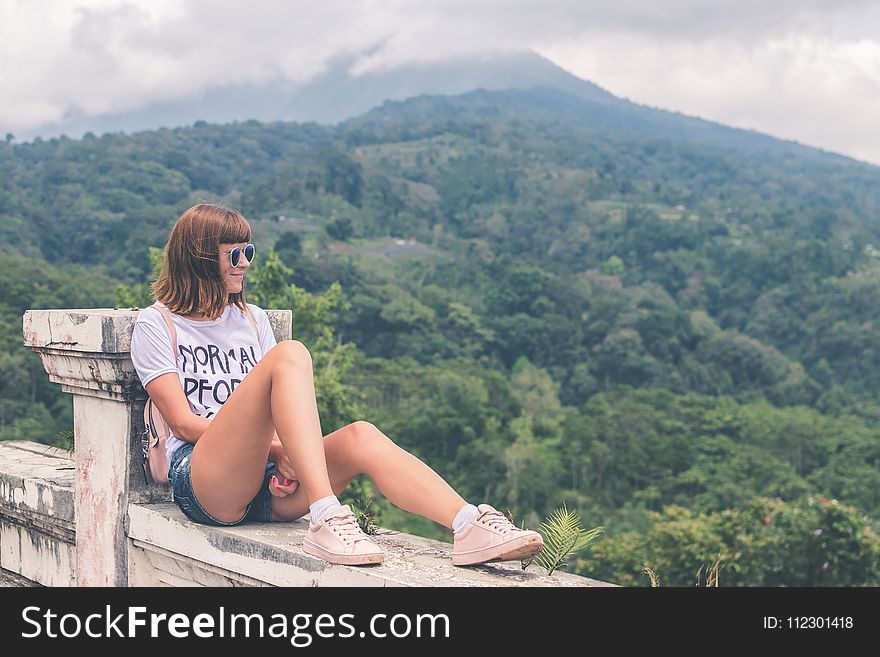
top-left (130, 202), bottom-right (543, 567)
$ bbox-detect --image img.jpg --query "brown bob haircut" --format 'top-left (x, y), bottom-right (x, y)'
top-left (151, 203), bottom-right (252, 320)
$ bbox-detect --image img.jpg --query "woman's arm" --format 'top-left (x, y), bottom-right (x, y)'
top-left (144, 372), bottom-right (211, 443)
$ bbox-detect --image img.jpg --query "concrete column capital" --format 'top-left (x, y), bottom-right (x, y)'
top-left (23, 308), bottom-right (144, 401)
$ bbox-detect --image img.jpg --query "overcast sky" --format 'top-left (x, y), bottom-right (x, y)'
top-left (2, 0), bottom-right (879, 164)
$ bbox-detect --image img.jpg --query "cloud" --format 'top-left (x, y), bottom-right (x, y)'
top-left (1, 0), bottom-right (879, 163)
top-left (0, 0), bottom-right (391, 126)
top-left (540, 28), bottom-right (880, 164)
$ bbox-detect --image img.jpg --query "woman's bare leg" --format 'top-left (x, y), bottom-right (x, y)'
top-left (190, 340), bottom-right (334, 522)
top-left (271, 421), bottom-right (467, 529)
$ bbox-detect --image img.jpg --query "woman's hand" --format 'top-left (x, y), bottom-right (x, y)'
top-left (268, 436), bottom-right (300, 497)
top-left (269, 474), bottom-right (299, 497)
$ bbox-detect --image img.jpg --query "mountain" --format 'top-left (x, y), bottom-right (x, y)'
top-left (276, 51), bottom-right (618, 122)
top-left (13, 51), bottom-right (619, 141)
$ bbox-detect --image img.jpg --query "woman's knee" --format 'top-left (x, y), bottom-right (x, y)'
top-left (321, 422), bottom-right (392, 481)
top-left (271, 339), bottom-right (313, 368)
top-left (344, 420), bottom-right (389, 458)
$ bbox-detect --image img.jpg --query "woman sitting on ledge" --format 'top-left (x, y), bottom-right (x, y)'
top-left (130, 202), bottom-right (543, 567)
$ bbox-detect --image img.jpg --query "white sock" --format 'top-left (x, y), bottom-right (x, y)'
top-left (452, 503), bottom-right (480, 534)
top-left (310, 495), bottom-right (342, 524)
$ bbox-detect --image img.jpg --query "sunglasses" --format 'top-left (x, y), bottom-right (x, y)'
top-left (226, 243), bottom-right (255, 268)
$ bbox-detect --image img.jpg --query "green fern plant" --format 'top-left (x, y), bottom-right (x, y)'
top-left (522, 502), bottom-right (604, 575)
top-left (50, 429), bottom-right (75, 458)
top-left (353, 496), bottom-right (380, 535)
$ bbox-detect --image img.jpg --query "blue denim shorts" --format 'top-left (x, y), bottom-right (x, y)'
top-left (169, 442), bottom-right (277, 526)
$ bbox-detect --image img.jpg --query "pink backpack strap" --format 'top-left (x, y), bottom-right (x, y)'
top-left (151, 302), bottom-right (179, 365)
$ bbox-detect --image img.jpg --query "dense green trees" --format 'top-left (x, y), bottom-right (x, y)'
top-left (0, 251), bottom-right (118, 442)
top-left (580, 497), bottom-right (880, 587)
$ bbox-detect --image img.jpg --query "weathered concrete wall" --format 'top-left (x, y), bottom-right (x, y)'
top-left (73, 395), bottom-right (131, 585)
top-left (128, 503), bottom-right (613, 587)
top-left (24, 309), bottom-right (150, 585)
top-left (0, 441), bottom-right (75, 586)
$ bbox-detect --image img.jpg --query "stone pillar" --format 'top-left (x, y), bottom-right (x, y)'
top-left (22, 307), bottom-right (292, 586)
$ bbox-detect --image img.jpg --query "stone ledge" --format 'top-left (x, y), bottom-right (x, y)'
top-left (0, 441), bottom-right (75, 528)
top-left (129, 503), bottom-right (615, 588)
top-left (23, 308), bottom-right (141, 354)
top-left (0, 566), bottom-right (40, 587)
top-left (0, 441), bottom-right (77, 586)
top-left (22, 307), bottom-right (293, 354)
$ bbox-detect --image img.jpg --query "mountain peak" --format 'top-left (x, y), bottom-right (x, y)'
top-left (15, 51), bottom-right (614, 141)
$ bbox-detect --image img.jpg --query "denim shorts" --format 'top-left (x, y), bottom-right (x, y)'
top-left (169, 442), bottom-right (277, 526)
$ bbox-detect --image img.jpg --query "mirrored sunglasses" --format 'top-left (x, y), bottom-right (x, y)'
top-left (227, 243), bottom-right (255, 267)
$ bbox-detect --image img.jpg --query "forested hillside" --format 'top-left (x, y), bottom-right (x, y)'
top-left (2, 87), bottom-right (879, 585)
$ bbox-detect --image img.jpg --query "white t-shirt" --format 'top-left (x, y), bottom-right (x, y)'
top-left (130, 302), bottom-right (278, 463)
